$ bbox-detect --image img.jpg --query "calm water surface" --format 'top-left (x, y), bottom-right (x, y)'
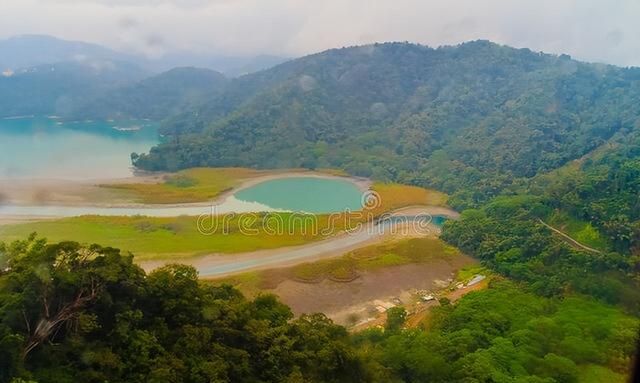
top-left (0, 118), bottom-right (365, 215)
top-left (0, 117), bottom-right (159, 179)
top-left (234, 177), bottom-right (363, 213)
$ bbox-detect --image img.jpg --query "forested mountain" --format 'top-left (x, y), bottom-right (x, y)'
top-left (144, 52), bottom-right (289, 77)
top-left (133, 41), bottom-right (640, 208)
top-left (0, 60), bottom-right (148, 118)
top-left (69, 67), bottom-right (228, 120)
top-left (0, 64), bottom-right (228, 120)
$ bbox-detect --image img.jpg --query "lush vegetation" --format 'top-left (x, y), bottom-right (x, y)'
top-left (3, 237), bottom-right (635, 383)
top-left (132, 41), bottom-right (640, 209)
top-left (532, 132), bottom-right (640, 255)
top-left (441, 195), bottom-right (639, 311)
top-left (355, 281), bottom-right (638, 382)
top-left (0, 237), bottom-right (367, 382)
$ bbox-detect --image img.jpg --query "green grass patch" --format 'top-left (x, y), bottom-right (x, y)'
top-left (456, 265), bottom-right (489, 283)
top-left (369, 183), bottom-right (449, 216)
top-left (209, 271), bottom-right (265, 297)
top-left (548, 210), bottom-right (611, 250)
top-left (0, 213), bottom-right (347, 260)
top-left (291, 262), bottom-right (330, 283)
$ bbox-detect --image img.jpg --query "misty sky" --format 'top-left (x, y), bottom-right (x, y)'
top-left (0, 0), bottom-right (638, 66)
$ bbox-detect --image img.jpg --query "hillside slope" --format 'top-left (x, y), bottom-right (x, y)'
top-left (0, 60), bottom-right (147, 118)
top-left (70, 67), bottom-right (228, 120)
top-left (133, 41), bottom-right (640, 207)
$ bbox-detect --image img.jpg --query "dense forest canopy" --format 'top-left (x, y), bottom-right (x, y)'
top-left (0, 238), bottom-right (367, 383)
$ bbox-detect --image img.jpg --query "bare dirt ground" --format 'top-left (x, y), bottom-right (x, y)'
top-left (269, 254), bottom-right (476, 326)
top-left (0, 176), bottom-right (162, 206)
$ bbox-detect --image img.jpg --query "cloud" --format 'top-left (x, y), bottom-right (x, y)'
top-left (37, 0), bottom-right (215, 8)
top-left (0, 0), bottom-right (639, 66)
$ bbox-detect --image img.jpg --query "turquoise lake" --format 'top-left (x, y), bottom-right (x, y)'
top-left (0, 117), bottom-right (159, 179)
top-left (235, 177), bottom-right (364, 213)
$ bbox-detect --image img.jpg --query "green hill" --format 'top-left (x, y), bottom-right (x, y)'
top-left (132, 41), bottom-right (640, 208)
top-left (0, 60), bottom-right (147, 118)
top-left (70, 67), bottom-right (228, 120)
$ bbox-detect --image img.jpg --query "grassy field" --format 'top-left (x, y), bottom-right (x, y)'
top-left (547, 210), bottom-right (611, 250)
top-left (370, 183), bottom-right (448, 216)
top-left (0, 213), bottom-right (356, 260)
top-left (101, 167), bottom-right (263, 204)
top-left (213, 237), bottom-right (461, 294)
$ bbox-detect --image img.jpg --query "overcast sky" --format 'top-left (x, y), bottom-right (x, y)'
top-left (0, 0), bottom-right (638, 66)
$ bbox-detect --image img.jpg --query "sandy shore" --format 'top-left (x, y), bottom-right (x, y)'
top-left (0, 175), bottom-right (163, 206)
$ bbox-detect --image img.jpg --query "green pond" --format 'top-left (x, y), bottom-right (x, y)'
top-left (234, 177), bottom-right (364, 213)
top-left (0, 117), bottom-right (159, 179)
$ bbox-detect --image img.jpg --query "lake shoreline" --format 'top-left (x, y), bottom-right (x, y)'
top-left (0, 170), bottom-right (372, 223)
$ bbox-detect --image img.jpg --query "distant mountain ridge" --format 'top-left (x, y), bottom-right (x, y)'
top-left (70, 67), bottom-right (228, 120)
top-left (0, 35), bottom-right (288, 76)
top-left (0, 60), bottom-right (148, 118)
top-left (0, 34), bottom-right (135, 71)
top-left (0, 34), bottom-right (286, 119)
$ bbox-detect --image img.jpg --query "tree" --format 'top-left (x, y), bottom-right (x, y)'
top-left (385, 307), bottom-right (407, 332)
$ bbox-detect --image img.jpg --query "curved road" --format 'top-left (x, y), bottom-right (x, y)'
top-left (140, 206), bottom-right (458, 278)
